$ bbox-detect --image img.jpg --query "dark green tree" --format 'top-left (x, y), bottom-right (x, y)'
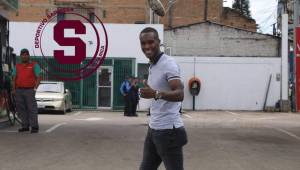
top-left (232, 0), bottom-right (251, 18)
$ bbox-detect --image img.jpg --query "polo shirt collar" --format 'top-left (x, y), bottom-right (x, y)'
top-left (150, 52), bottom-right (164, 65)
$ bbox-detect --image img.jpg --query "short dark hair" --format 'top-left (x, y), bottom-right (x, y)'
top-left (140, 27), bottom-right (159, 40)
top-left (20, 48), bottom-right (29, 55)
top-left (126, 75), bottom-right (134, 79)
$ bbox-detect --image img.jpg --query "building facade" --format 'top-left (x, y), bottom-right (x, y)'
top-left (164, 21), bottom-right (280, 57)
top-left (9, 0), bottom-right (256, 31)
top-left (8, 21), bottom-right (284, 111)
top-left (9, 22), bottom-right (163, 110)
top-left (164, 22), bottom-right (283, 111)
top-left (7, 1), bottom-right (284, 111)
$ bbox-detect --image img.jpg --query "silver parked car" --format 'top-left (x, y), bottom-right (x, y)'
top-left (35, 81), bottom-right (72, 114)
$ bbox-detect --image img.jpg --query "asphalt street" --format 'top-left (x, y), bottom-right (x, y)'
top-left (0, 111), bottom-right (300, 170)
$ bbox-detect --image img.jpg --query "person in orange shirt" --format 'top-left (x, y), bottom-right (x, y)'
top-left (12, 49), bottom-right (42, 133)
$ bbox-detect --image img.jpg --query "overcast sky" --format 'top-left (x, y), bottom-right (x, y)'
top-left (223, 0), bottom-right (278, 34)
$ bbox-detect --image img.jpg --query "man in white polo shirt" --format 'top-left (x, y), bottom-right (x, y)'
top-left (139, 27), bottom-right (188, 170)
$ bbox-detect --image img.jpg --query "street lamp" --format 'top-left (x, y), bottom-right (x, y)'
top-left (148, 0), bottom-right (178, 24)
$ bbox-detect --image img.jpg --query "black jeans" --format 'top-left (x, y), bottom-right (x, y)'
top-left (123, 95), bottom-right (132, 116)
top-left (140, 126), bottom-right (188, 170)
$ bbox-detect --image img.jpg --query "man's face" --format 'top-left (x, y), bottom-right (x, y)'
top-left (21, 53), bottom-right (30, 63)
top-left (140, 32), bottom-right (160, 61)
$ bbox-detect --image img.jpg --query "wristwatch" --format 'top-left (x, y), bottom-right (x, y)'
top-left (154, 90), bottom-right (162, 100)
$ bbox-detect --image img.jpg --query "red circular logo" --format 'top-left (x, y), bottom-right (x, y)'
top-left (33, 8), bottom-right (108, 81)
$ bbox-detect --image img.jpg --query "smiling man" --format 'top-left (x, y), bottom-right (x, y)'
top-left (139, 27), bottom-right (188, 170)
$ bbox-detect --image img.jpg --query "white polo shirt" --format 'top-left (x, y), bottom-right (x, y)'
top-left (148, 53), bottom-right (184, 130)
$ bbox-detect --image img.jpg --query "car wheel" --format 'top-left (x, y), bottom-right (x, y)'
top-left (61, 108), bottom-right (66, 115)
top-left (66, 102), bottom-right (72, 112)
top-left (61, 103), bottom-right (66, 115)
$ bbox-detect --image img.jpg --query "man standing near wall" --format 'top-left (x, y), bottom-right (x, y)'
top-left (120, 76), bottom-right (133, 116)
top-left (12, 49), bottom-right (41, 133)
top-left (139, 27), bottom-right (188, 170)
top-left (129, 77), bottom-right (140, 117)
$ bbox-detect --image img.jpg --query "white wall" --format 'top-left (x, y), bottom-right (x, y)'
top-left (10, 22), bottom-right (162, 111)
top-left (138, 56), bottom-right (282, 111)
top-left (176, 56), bottom-right (281, 111)
top-left (9, 22), bottom-right (163, 64)
top-left (9, 22), bottom-right (283, 111)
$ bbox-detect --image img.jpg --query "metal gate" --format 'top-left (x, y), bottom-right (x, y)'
top-left (27, 57), bottom-right (134, 110)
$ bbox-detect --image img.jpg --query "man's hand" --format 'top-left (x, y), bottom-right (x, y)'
top-left (139, 82), bottom-right (156, 99)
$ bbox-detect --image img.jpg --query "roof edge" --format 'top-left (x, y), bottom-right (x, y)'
top-left (164, 21), bottom-right (280, 39)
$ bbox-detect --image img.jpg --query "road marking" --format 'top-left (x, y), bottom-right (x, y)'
top-left (183, 114), bottom-right (192, 118)
top-left (73, 111), bottom-right (82, 116)
top-left (254, 117), bottom-right (279, 120)
top-left (226, 111), bottom-right (239, 116)
top-left (0, 130), bottom-right (17, 133)
top-left (45, 123), bottom-right (66, 133)
top-left (274, 128), bottom-right (300, 141)
top-left (75, 117), bottom-right (104, 121)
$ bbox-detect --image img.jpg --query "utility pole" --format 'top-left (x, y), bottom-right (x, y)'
top-left (281, 13), bottom-right (289, 112)
top-left (168, 0), bottom-right (174, 28)
top-left (273, 23), bottom-right (277, 36)
top-left (204, 0), bottom-right (208, 21)
top-left (240, 0), bottom-right (243, 14)
top-left (295, 0), bottom-right (300, 27)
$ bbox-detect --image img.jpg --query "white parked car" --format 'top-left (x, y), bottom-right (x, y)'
top-left (35, 81), bottom-right (72, 114)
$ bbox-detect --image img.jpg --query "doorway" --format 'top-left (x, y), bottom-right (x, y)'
top-left (97, 66), bottom-right (113, 109)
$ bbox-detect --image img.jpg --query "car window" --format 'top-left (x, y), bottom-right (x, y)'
top-left (37, 83), bottom-right (63, 93)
